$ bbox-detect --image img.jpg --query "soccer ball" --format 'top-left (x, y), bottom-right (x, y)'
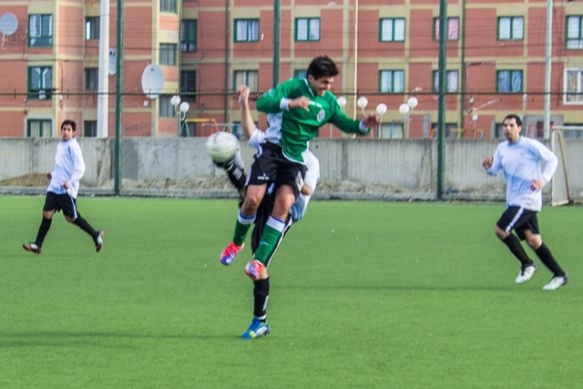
top-left (205, 131), bottom-right (239, 163)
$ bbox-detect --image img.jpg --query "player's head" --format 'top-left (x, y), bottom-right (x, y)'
top-left (502, 114), bottom-right (522, 143)
top-left (307, 55), bottom-right (339, 96)
top-left (60, 119), bottom-right (77, 141)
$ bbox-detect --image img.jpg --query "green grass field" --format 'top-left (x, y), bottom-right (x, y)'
top-left (1, 196), bottom-right (581, 388)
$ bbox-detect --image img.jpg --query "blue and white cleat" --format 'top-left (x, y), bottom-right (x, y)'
top-left (241, 318), bottom-right (270, 339)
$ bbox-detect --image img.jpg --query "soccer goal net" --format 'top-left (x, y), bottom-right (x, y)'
top-left (550, 127), bottom-right (583, 206)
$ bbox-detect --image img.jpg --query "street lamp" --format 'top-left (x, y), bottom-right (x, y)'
top-left (357, 96), bottom-right (389, 138)
top-left (170, 95), bottom-right (190, 136)
top-left (471, 113), bottom-right (481, 138)
top-left (399, 96), bottom-right (418, 138)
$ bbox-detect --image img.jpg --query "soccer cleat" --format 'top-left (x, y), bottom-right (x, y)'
top-left (241, 318), bottom-right (270, 339)
top-left (94, 231), bottom-right (104, 252)
top-left (220, 242), bottom-right (244, 266)
top-left (22, 242), bottom-right (41, 255)
top-left (542, 275), bottom-right (568, 291)
top-left (515, 264), bottom-right (537, 284)
top-left (244, 260), bottom-right (265, 281)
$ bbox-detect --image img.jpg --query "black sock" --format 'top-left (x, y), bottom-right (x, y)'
top-left (224, 163), bottom-right (247, 192)
top-left (73, 216), bottom-right (98, 239)
top-left (253, 278), bottom-right (270, 320)
top-left (535, 243), bottom-right (566, 277)
top-left (35, 217), bottom-right (52, 247)
top-left (502, 234), bottom-right (533, 267)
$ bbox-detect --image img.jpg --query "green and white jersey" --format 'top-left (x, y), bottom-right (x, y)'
top-left (257, 78), bottom-right (368, 163)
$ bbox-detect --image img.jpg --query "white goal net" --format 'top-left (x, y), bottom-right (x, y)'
top-left (550, 127), bottom-right (583, 206)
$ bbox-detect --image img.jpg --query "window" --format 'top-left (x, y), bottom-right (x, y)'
top-left (432, 70), bottom-right (459, 93)
top-left (159, 95), bottom-right (174, 118)
top-left (296, 18), bottom-right (320, 41)
top-left (380, 70), bottom-right (405, 93)
top-left (28, 14), bottom-right (53, 47)
top-left (379, 123), bottom-right (404, 139)
top-left (84, 121), bottom-right (98, 137)
top-left (85, 17), bottom-right (100, 40)
top-left (160, 43), bottom-right (177, 66)
top-left (498, 16), bottom-right (524, 40)
top-left (160, 0), bottom-right (177, 13)
top-left (181, 70), bottom-right (196, 102)
top-left (28, 66), bottom-right (53, 100)
top-left (566, 16), bottom-right (583, 49)
top-left (434, 17), bottom-right (459, 40)
top-left (233, 70), bottom-right (258, 92)
top-left (380, 18), bottom-right (405, 42)
top-left (497, 70), bottom-right (523, 93)
top-left (294, 69), bottom-right (307, 79)
top-left (85, 68), bottom-right (98, 91)
top-left (181, 20), bottom-right (197, 52)
top-left (431, 122), bottom-right (460, 138)
top-left (235, 19), bottom-right (259, 42)
top-left (562, 124), bottom-right (583, 139)
top-left (27, 119), bottom-right (52, 138)
top-left (564, 69), bottom-right (583, 104)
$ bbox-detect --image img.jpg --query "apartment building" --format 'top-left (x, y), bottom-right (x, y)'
top-left (0, 0), bottom-right (582, 139)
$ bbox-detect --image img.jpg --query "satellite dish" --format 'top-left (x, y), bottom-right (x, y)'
top-left (0, 13), bottom-right (18, 36)
top-left (141, 64), bottom-right (164, 99)
top-left (108, 49), bottom-right (117, 75)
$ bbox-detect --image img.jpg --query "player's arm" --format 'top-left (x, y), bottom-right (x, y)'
top-left (483, 147), bottom-right (501, 175)
top-left (329, 102), bottom-right (379, 136)
top-left (256, 79), bottom-right (299, 114)
top-left (237, 85), bottom-right (257, 139)
top-left (536, 142), bottom-right (558, 185)
top-left (68, 144), bottom-right (86, 184)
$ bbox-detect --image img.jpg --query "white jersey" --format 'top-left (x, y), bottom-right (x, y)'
top-left (248, 128), bottom-right (319, 222)
top-left (47, 138), bottom-right (86, 198)
top-left (485, 136), bottom-right (558, 211)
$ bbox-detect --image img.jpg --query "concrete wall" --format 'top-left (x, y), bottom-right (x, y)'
top-left (1, 137), bottom-right (582, 202)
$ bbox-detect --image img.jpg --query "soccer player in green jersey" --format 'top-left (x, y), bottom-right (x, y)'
top-left (219, 56), bottom-right (380, 338)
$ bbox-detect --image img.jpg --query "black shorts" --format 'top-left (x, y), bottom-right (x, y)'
top-left (496, 206), bottom-right (540, 240)
top-left (43, 192), bottom-right (80, 219)
top-left (247, 142), bottom-right (306, 198)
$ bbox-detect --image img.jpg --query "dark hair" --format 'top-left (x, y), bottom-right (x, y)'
top-left (61, 119), bottom-right (77, 132)
top-left (306, 55), bottom-right (339, 80)
top-left (503, 114), bottom-right (522, 127)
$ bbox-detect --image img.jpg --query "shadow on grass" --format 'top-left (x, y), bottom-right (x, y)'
top-left (277, 283), bottom-right (538, 292)
top-left (0, 331), bottom-right (237, 348)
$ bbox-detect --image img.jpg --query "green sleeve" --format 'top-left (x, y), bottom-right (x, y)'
top-left (256, 79), bottom-right (300, 114)
top-left (329, 101), bottom-right (368, 135)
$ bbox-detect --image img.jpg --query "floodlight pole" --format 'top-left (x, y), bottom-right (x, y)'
top-left (273, 0), bottom-right (280, 87)
top-left (114, 0), bottom-right (124, 195)
top-left (437, 0), bottom-right (447, 199)
top-left (543, 0), bottom-right (553, 138)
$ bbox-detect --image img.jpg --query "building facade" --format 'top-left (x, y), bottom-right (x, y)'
top-left (0, 0), bottom-right (582, 139)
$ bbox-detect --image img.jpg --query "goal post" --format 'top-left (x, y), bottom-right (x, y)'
top-left (550, 127), bottom-right (579, 206)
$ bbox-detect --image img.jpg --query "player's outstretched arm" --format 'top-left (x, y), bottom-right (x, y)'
top-left (237, 85), bottom-right (257, 139)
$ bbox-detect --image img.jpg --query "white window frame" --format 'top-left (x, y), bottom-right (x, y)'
top-left (564, 68), bottom-right (583, 105)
